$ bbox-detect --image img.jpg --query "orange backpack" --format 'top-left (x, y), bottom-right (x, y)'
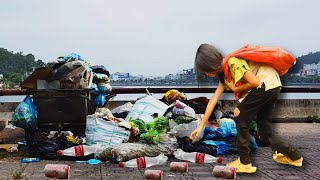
top-left (223, 45), bottom-right (296, 99)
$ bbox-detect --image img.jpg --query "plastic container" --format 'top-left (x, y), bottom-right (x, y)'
top-left (44, 164), bottom-right (70, 179)
top-left (170, 162), bottom-right (188, 172)
top-left (144, 170), bottom-right (163, 180)
top-left (212, 166), bottom-right (236, 179)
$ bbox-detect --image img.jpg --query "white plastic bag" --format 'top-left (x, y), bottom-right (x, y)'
top-left (85, 115), bottom-right (130, 147)
top-left (168, 119), bottom-right (204, 142)
top-left (125, 95), bottom-right (169, 123)
top-left (111, 102), bottom-right (133, 114)
top-left (172, 100), bottom-right (196, 118)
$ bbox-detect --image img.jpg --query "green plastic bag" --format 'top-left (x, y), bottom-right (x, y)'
top-left (140, 130), bottom-right (160, 144)
top-left (144, 116), bottom-right (169, 133)
top-left (129, 118), bottom-right (146, 134)
top-left (12, 96), bottom-right (38, 131)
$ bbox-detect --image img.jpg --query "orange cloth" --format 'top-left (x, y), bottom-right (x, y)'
top-left (223, 45), bottom-right (296, 99)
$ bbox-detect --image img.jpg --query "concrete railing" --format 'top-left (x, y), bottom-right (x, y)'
top-left (1, 86), bottom-right (320, 130)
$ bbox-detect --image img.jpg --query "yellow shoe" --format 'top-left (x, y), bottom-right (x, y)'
top-left (273, 151), bottom-right (285, 158)
top-left (226, 157), bottom-right (240, 167)
top-left (273, 151), bottom-right (303, 167)
top-left (227, 158), bottom-right (257, 173)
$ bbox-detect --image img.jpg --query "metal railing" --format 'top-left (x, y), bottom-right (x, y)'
top-left (1, 86), bottom-right (320, 96)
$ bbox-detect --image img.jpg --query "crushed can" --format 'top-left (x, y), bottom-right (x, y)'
top-left (44, 164), bottom-right (70, 179)
top-left (144, 170), bottom-right (163, 180)
top-left (212, 165), bottom-right (236, 179)
top-left (170, 162), bottom-right (188, 172)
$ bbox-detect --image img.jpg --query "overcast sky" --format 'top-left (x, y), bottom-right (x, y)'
top-left (0, 0), bottom-right (319, 76)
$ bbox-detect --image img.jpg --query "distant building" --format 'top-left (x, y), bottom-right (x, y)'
top-left (130, 75), bottom-right (145, 81)
top-left (301, 63), bottom-right (319, 76)
top-left (173, 68), bottom-right (196, 80)
top-left (144, 76), bottom-right (154, 80)
top-left (110, 72), bottom-right (130, 80)
top-left (165, 74), bottom-right (174, 80)
top-left (153, 76), bottom-right (164, 81)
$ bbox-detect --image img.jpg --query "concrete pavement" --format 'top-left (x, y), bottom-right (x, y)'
top-left (0, 123), bottom-right (319, 180)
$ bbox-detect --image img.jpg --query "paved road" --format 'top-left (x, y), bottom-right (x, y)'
top-left (0, 123), bottom-right (319, 180)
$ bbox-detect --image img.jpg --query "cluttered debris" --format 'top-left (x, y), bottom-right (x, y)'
top-left (2, 53), bottom-right (266, 179)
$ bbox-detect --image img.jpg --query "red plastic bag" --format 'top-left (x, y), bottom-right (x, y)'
top-left (223, 45), bottom-right (296, 99)
top-left (223, 45), bottom-right (296, 80)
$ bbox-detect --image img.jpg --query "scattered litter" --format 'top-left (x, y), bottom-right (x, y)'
top-left (144, 170), bottom-right (163, 180)
top-left (5, 123), bottom-right (16, 129)
top-left (0, 144), bottom-right (19, 152)
top-left (212, 166), bottom-right (236, 179)
top-left (21, 158), bottom-right (40, 163)
top-left (44, 164), bottom-right (70, 179)
top-left (76, 159), bottom-right (102, 165)
top-left (170, 162), bottom-right (188, 172)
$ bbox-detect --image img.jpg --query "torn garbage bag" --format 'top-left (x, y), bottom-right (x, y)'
top-left (125, 95), bottom-right (169, 123)
top-left (177, 137), bottom-right (217, 156)
top-left (98, 137), bottom-right (178, 162)
top-left (85, 116), bottom-right (130, 147)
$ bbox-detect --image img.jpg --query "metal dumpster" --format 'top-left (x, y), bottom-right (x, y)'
top-left (25, 89), bottom-right (96, 146)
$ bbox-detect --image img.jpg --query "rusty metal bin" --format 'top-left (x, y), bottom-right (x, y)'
top-left (25, 89), bottom-right (96, 146)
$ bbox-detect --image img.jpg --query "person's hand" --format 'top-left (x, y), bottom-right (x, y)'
top-left (190, 126), bottom-right (204, 140)
top-left (224, 78), bottom-right (235, 91)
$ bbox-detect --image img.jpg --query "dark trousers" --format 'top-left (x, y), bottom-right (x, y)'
top-left (236, 84), bottom-right (301, 164)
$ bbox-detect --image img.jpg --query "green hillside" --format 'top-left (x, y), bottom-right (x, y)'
top-left (289, 52), bottom-right (320, 73)
top-left (0, 48), bottom-right (44, 87)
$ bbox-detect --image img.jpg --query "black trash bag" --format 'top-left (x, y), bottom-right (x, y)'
top-left (177, 137), bottom-right (218, 156)
top-left (91, 65), bottom-right (110, 77)
top-left (29, 139), bottom-right (94, 160)
top-left (113, 111), bottom-right (129, 119)
top-left (47, 61), bottom-right (83, 81)
top-left (29, 140), bottom-right (60, 160)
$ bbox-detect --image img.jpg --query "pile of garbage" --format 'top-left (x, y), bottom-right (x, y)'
top-left (14, 87), bottom-right (260, 162)
top-left (10, 55), bottom-right (263, 178)
top-left (20, 53), bottom-right (112, 107)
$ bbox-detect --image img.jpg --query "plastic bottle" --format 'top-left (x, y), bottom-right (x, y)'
top-left (119, 154), bottom-right (168, 168)
top-left (56, 144), bottom-right (106, 157)
top-left (173, 149), bottom-right (223, 164)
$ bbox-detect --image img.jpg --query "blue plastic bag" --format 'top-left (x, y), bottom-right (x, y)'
top-left (202, 140), bottom-right (238, 155)
top-left (203, 119), bottom-right (237, 140)
top-left (12, 96), bottom-right (38, 131)
top-left (63, 53), bottom-right (82, 61)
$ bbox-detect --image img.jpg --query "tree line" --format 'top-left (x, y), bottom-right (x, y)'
top-left (0, 48), bottom-right (45, 87)
top-left (0, 47), bottom-right (319, 88)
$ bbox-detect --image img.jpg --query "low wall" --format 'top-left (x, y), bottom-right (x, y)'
top-left (1, 100), bottom-right (319, 125)
top-left (219, 99), bottom-right (320, 122)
